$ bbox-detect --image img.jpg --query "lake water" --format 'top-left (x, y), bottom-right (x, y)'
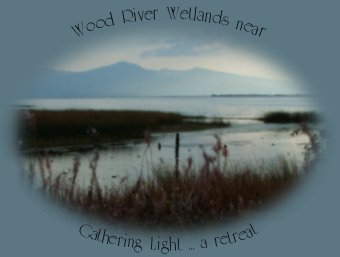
top-left (19, 96), bottom-right (318, 189)
top-left (19, 96), bottom-right (316, 119)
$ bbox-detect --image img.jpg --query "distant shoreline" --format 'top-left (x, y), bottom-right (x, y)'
top-left (211, 94), bottom-right (313, 97)
top-left (14, 94), bottom-right (313, 102)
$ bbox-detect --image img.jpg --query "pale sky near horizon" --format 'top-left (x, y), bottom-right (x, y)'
top-left (53, 36), bottom-right (294, 81)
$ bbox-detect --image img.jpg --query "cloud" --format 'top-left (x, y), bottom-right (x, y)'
top-left (140, 39), bottom-right (218, 58)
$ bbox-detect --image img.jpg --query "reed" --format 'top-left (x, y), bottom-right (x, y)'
top-left (24, 130), bottom-right (312, 228)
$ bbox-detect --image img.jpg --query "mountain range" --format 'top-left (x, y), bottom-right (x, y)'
top-left (26, 62), bottom-right (300, 98)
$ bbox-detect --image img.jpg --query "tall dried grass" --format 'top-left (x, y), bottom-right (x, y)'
top-left (23, 126), bottom-right (318, 227)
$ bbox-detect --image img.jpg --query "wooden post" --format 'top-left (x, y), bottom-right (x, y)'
top-left (175, 133), bottom-right (180, 179)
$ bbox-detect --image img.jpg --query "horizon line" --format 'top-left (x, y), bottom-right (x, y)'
top-left (16, 94), bottom-right (313, 101)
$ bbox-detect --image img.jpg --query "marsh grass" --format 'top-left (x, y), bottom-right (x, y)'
top-left (260, 111), bottom-right (319, 123)
top-left (25, 137), bottom-right (304, 228)
top-left (20, 109), bottom-right (320, 227)
top-left (18, 110), bottom-right (229, 148)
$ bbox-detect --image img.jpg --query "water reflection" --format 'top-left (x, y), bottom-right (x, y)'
top-left (23, 122), bottom-right (309, 190)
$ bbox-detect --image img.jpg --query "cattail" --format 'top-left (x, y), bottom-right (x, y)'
top-left (222, 144), bottom-right (228, 158)
top-left (213, 135), bottom-right (222, 154)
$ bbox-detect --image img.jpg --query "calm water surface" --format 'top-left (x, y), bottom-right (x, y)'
top-left (20, 96), bottom-right (318, 188)
top-left (19, 96), bottom-right (316, 118)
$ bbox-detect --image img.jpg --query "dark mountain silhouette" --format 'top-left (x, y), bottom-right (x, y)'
top-left (26, 62), bottom-right (298, 98)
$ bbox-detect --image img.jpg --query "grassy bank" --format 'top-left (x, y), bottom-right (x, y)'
top-left (259, 111), bottom-right (319, 123)
top-left (18, 110), bottom-right (229, 148)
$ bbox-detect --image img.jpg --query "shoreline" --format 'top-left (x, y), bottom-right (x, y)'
top-left (18, 109), bottom-right (230, 149)
top-left (18, 109), bottom-right (320, 150)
